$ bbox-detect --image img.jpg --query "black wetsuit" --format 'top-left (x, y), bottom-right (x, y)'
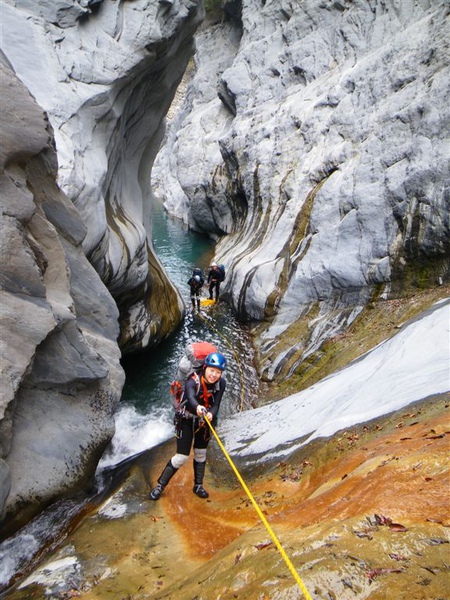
top-left (187, 276), bottom-right (204, 309)
top-left (207, 267), bottom-right (224, 301)
top-left (175, 374), bottom-right (226, 455)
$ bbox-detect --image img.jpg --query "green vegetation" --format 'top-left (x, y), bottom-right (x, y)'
top-left (204, 0), bottom-right (222, 20)
top-left (257, 284), bottom-right (450, 403)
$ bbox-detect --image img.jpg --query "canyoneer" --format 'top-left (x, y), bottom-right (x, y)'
top-left (207, 263), bottom-right (225, 302)
top-left (187, 267), bottom-right (204, 311)
top-left (149, 352), bottom-right (227, 500)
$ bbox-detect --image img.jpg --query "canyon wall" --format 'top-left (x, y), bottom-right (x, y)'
top-left (156, 0), bottom-right (450, 380)
top-left (0, 62), bottom-right (123, 529)
top-left (0, 0), bottom-right (203, 527)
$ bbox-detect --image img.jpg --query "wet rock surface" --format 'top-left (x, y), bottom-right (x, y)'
top-left (156, 0), bottom-right (450, 376)
top-left (0, 62), bottom-right (124, 528)
top-left (10, 395), bottom-right (449, 599)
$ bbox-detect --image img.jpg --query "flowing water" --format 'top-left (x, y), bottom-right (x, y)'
top-left (99, 199), bottom-right (261, 468)
top-left (0, 199), bottom-right (262, 593)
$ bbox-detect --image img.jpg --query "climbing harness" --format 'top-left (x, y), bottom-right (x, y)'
top-left (198, 373), bottom-right (212, 410)
top-left (203, 416), bottom-right (313, 600)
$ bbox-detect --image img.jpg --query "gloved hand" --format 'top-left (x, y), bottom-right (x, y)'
top-left (196, 406), bottom-right (213, 422)
top-left (197, 405), bottom-right (207, 418)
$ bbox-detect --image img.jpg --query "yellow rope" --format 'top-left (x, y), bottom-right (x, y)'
top-left (204, 417), bottom-right (313, 600)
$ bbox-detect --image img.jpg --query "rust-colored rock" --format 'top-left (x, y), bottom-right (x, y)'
top-left (10, 395), bottom-right (449, 599)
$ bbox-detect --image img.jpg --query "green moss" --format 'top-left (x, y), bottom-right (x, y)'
top-left (262, 178), bottom-right (323, 321)
top-left (264, 288), bottom-right (281, 318)
top-left (402, 257), bottom-right (444, 290)
top-left (288, 179), bottom-right (324, 258)
top-left (259, 285), bottom-right (450, 402)
top-left (204, 0), bottom-right (222, 19)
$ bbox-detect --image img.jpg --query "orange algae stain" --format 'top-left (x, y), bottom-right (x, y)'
top-left (271, 413), bottom-right (450, 528)
top-left (162, 467), bottom-right (255, 559)
top-left (158, 409), bottom-right (449, 564)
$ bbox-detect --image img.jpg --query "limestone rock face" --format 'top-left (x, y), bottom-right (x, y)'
top-left (0, 0), bottom-right (204, 353)
top-left (0, 0), bottom-right (206, 529)
top-left (0, 62), bottom-right (124, 527)
top-left (156, 0), bottom-right (450, 379)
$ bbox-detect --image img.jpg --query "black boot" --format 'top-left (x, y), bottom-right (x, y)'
top-left (197, 299), bottom-right (201, 310)
top-left (149, 460), bottom-right (177, 500)
top-left (193, 460), bottom-right (209, 498)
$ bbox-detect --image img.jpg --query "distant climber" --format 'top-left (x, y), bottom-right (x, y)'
top-left (187, 268), bottom-right (204, 311)
top-left (207, 263), bottom-right (225, 302)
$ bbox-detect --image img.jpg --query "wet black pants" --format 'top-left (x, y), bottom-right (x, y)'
top-left (176, 417), bottom-right (211, 456)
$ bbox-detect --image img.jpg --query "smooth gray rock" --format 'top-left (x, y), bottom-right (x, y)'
top-left (217, 300), bottom-right (450, 470)
top-left (0, 0), bottom-right (201, 352)
top-left (0, 0), bottom-right (205, 530)
top-left (0, 63), bottom-right (123, 526)
top-left (156, 0), bottom-right (450, 378)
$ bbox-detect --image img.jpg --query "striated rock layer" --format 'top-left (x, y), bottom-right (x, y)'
top-left (0, 62), bottom-right (124, 529)
top-left (0, 0), bottom-right (204, 529)
top-left (156, 0), bottom-right (450, 380)
top-left (0, 0), bottom-right (204, 352)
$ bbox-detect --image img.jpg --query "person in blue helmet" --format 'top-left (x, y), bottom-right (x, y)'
top-left (149, 352), bottom-right (227, 500)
